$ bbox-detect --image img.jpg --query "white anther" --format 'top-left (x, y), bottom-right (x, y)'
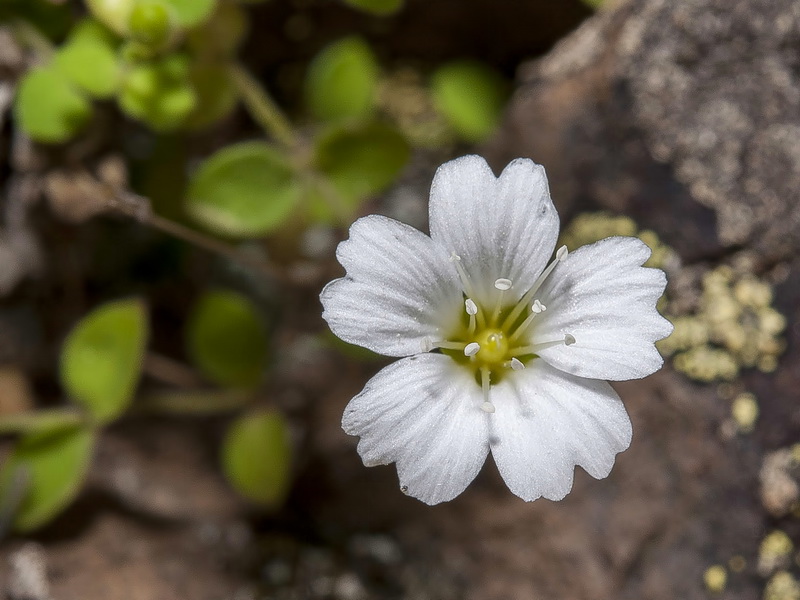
top-left (421, 337), bottom-right (434, 352)
top-left (510, 357), bottom-right (525, 370)
top-left (556, 245), bottom-right (569, 260)
top-left (465, 298), bottom-right (478, 315)
top-left (480, 401), bottom-right (496, 413)
top-left (531, 299), bottom-right (546, 313)
top-left (464, 342), bottom-right (481, 357)
top-left (494, 278), bottom-right (512, 291)
top-left (564, 333), bottom-right (576, 346)
top-left (449, 251), bottom-right (461, 262)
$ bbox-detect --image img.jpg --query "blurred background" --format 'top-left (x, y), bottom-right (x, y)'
top-left (0, 0), bottom-right (799, 598)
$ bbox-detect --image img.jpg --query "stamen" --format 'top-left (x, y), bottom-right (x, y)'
top-left (508, 300), bottom-right (545, 344)
top-left (510, 357), bottom-right (525, 370)
top-left (465, 298), bottom-right (478, 334)
top-left (502, 245), bottom-right (568, 330)
top-left (450, 252), bottom-right (476, 298)
top-left (509, 334), bottom-right (577, 356)
top-left (480, 366), bottom-right (495, 413)
top-left (464, 342), bottom-right (481, 357)
top-left (491, 277), bottom-right (512, 326)
top-left (426, 340), bottom-right (467, 352)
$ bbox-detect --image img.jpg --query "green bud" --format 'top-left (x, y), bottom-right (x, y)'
top-left (86, 0), bottom-right (138, 36)
top-left (129, 2), bottom-right (173, 47)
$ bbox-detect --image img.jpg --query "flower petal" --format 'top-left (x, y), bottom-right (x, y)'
top-left (489, 360), bottom-right (632, 502)
top-left (342, 354), bottom-right (490, 505)
top-left (321, 215), bottom-right (463, 357)
top-left (533, 236), bottom-right (673, 381)
top-left (428, 155), bottom-right (559, 306)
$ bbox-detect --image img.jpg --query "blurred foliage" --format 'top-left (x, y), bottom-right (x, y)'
top-left (305, 36), bottom-right (379, 123)
top-left (431, 61), bottom-right (509, 143)
top-left (222, 411), bottom-right (292, 507)
top-left (60, 299), bottom-right (149, 424)
top-left (1, 0), bottom-right (512, 531)
top-left (0, 426), bottom-right (95, 532)
top-left (186, 141), bottom-right (302, 237)
top-left (186, 290), bottom-right (269, 388)
top-left (341, 0), bottom-right (404, 16)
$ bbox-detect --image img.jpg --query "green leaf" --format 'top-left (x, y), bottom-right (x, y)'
top-left (13, 66), bottom-right (92, 144)
top-left (221, 410), bottom-right (291, 507)
top-left (161, 0), bottom-right (216, 27)
top-left (0, 426), bottom-right (95, 532)
top-left (54, 39), bottom-right (120, 98)
top-left (430, 60), bottom-right (509, 143)
top-left (186, 2), bottom-right (248, 58)
top-left (305, 36), bottom-right (379, 122)
top-left (128, 1), bottom-right (174, 46)
top-left (86, 0), bottom-right (138, 36)
top-left (341, 0), bottom-right (403, 16)
top-left (118, 55), bottom-right (198, 131)
top-left (70, 18), bottom-right (121, 48)
top-left (60, 299), bottom-right (148, 424)
top-left (186, 290), bottom-right (268, 388)
top-left (186, 142), bottom-right (302, 237)
top-left (185, 63), bottom-right (238, 129)
top-left (311, 121), bottom-right (409, 221)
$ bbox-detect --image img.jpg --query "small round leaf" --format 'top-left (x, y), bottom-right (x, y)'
top-left (86, 0), bottom-right (138, 36)
top-left (186, 142), bottom-right (302, 237)
top-left (431, 61), bottom-right (508, 143)
top-left (60, 299), bottom-right (148, 424)
top-left (186, 290), bottom-right (268, 388)
top-left (185, 63), bottom-right (238, 129)
top-left (13, 66), bottom-right (92, 144)
top-left (118, 56), bottom-right (198, 131)
top-left (305, 36), bottom-right (379, 122)
top-left (161, 0), bottom-right (216, 27)
top-left (129, 1), bottom-right (174, 46)
top-left (0, 426), bottom-right (95, 532)
top-left (341, 0), bottom-right (403, 16)
top-left (55, 39), bottom-right (120, 99)
top-left (222, 410), bottom-right (291, 507)
top-left (311, 121), bottom-right (409, 221)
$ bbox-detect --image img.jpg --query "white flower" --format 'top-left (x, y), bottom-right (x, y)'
top-left (320, 155), bottom-right (673, 505)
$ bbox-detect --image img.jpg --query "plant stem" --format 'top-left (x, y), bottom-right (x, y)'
top-left (149, 213), bottom-right (284, 280)
top-left (106, 189), bottom-right (287, 282)
top-left (229, 63), bottom-right (297, 148)
top-left (0, 408), bottom-right (84, 435)
top-left (138, 389), bottom-right (255, 416)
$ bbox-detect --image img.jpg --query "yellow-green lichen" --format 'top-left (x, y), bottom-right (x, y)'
top-left (764, 571), bottom-right (800, 600)
top-left (704, 564), bottom-right (727, 594)
top-left (759, 531), bottom-right (794, 576)
top-left (732, 392), bottom-right (759, 432)
top-left (558, 212), bottom-right (675, 270)
top-left (658, 265), bottom-right (786, 382)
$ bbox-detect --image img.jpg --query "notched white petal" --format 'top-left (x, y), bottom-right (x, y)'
top-left (490, 361), bottom-right (632, 502)
top-left (428, 155), bottom-right (560, 306)
top-left (320, 215), bottom-right (463, 357)
top-left (534, 236), bottom-right (673, 381)
top-left (342, 354), bottom-right (490, 505)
